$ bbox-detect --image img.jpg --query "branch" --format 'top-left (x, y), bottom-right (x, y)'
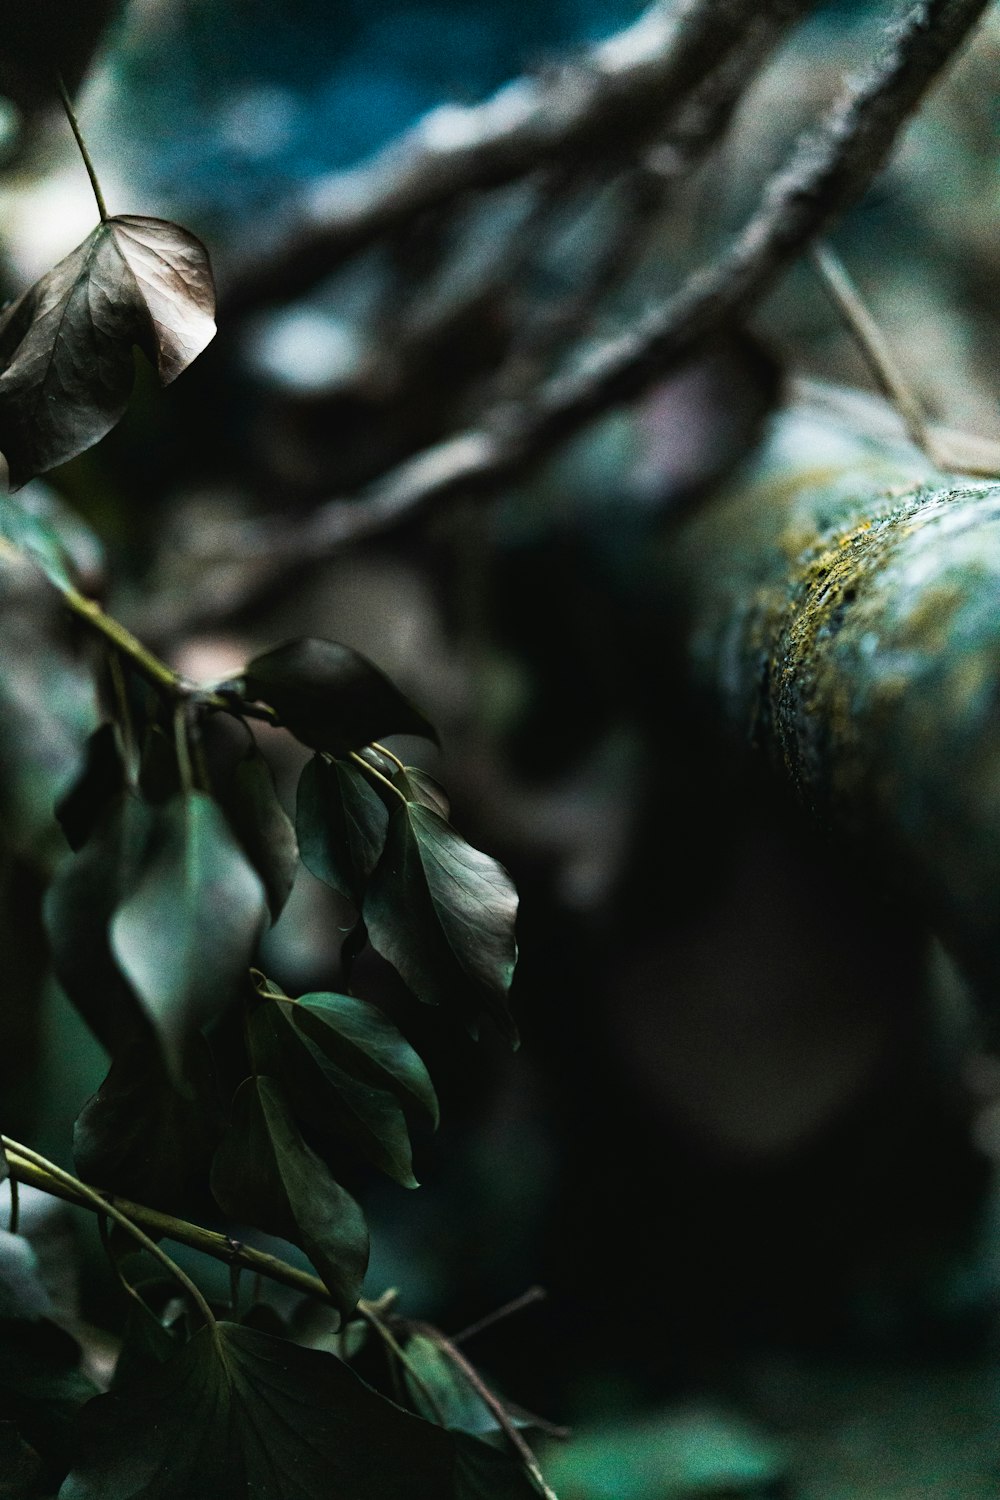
top-left (219, 0), bottom-right (811, 317)
top-left (5, 1143), bottom-right (333, 1307)
top-left (664, 385), bottom-right (1000, 1002)
top-left (139, 0), bottom-right (989, 643)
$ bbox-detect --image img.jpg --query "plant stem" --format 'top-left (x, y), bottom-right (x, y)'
top-left (810, 240), bottom-right (930, 456)
top-left (356, 1306), bottom-right (450, 1428)
top-left (174, 702), bottom-right (195, 795)
top-left (411, 1320), bottom-right (559, 1499)
top-left (370, 742), bottom-right (407, 773)
top-left (3, 1143), bottom-right (19, 1235)
top-left (1, 1137), bottom-right (216, 1328)
top-left (62, 585), bottom-right (184, 698)
top-left (55, 73), bottom-right (109, 223)
top-left (349, 750), bottom-right (407, 804)
top-left (4, 1144), bottom-right (333, 1305)
top-left (451, 1285), bottom-right (547, 1345)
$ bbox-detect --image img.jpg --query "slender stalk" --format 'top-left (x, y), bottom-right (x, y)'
top-left (55, 73), bottom-right (109, 223)
top-left (356, 1306), bottom-right (450, 1427)
top-left (1, 1137), bottom-right (216, 1328)
top-left (63, 585), bottom-right (185, 698)
top-left (349, 750), bottom-right (407, 804)
top-left (173, 702), bottom-right (195, 796)
top-left (451, 1285), bottom-right (547, 1345)
top-left (4, 1145), bottom-right (335, 1305)
top-left (412, 1320), bottom-right (559, 1499)
top-left (810, 240), bottom-right (1000, 478)
top-left (810, 241), bottom-right (930, 454)
top-left (370, 742), bottom-right (407, 773)
top-left (5, 1157), bottom-right (19, 1237)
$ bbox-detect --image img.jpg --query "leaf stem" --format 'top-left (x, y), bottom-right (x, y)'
top-left (411, 1320), bottom-right (559, 1498)
top-left (173, 702), bottom-right (195, 796)
top-left (55, 73), bottom-right (109, 223)
top-left (450, 1285), bottom-right (547, 1346)
top-left (349, 750), bottom-right (407, 804)
top-left (3, 1146), bottom-right (19, 1235)
top-left (809, 240), bottom-right (930, 457)
top-left (370, 742), bottom-right (407, 773)
top-left (356, 1305), bottom-right (450, 1428)
top-left (62, 584), bottom-right (185, 697)
top-left (1, 1137), bottom-right (216, 1328)
top-left (4, 1143), bottom-right (335, 1305)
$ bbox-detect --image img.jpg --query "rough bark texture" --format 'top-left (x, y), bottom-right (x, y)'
top-left (663, 385), bottom-right (1000, 1001)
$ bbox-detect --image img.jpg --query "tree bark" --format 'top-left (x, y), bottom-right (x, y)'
top-left (663, 383), bottom-right (1000, 1004)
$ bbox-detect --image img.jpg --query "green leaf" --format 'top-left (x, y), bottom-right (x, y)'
top-left (296, 753), bottom-right (388, 903)
top-left (293, 989), bottom-right (439, 1128)
top-left (237, 638), bottom-right (437, 754)
top-left (55, 722), bottom-right (126, 853)
top-left (364, 804), bottom-right (519, 1043)
top-left (110, 792), bottom-right (267, 1080)
top-left (402, 1334), bottom-right (499, 1434)
top-left (210, 1076), bottom-right (369, 1321)
top-left (0, 482), bottom-right (102, 592)
top-left (249, 999), bottom-right (419, 1187)
top-left (394, 765), bottom-right (450, 819)
top-left (43, 792), bottom-right (156, 1050)
top-left (59, 1322), bottom-right (540, 1500)
top-left (73, 1034), bottom-right (221, 1211)
top-left (0, 216), bottom-right (215, 487)
top-left (0, 545), bottom-right (97, 868)
top-left (217, 744), bottom-right (298, 922)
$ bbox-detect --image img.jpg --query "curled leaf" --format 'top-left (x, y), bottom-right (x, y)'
top-left (0, 216), bottom-right (215, 486)
top-left (237, 638), bottom-right (437, 754)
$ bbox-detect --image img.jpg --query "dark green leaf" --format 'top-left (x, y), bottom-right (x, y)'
top-left (0, 545), bottom-right (97, 869)
top-left (237, 638), bottom-right (437, 754)
top-left (110, 792), bottom-right (267, 1080)
top-left (296, 753), bottom-right (388, 902)
top-left (402, 1333), bottom-right (499, 1434)
top-left (395, 765), bottom-right (450, 819)
top-left (293, 990), bottom-right (439, 1128)
top-left (0, 216), bottom-right (215, 486)
top-left (217, 744), bottom-right (298, 922)
top-left (55, 723), bottom-right (126, 853)
top-left (73, 1034), bottom-right (221, 1211)
top-left (0, 482), bottom-right (102, 592)
top-left (210, 1076), bottom-right (369, 1321)
top-left (43, 792), bottom-right (156, 1050)
top-left (60, 1322), bottom-right (540, 1500)
top-left (250, 999), bottom-right (419, 1187)
top-left (364, 804), bottom-right (519, 1044)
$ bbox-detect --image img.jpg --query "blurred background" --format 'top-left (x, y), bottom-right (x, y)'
top-left (2, 0), bottom-right (1000, 1494)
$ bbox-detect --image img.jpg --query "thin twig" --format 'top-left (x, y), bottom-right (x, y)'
top-left (411, 1320), bottom-right (559, 1499)
top-left (451, 1285), bottom-right (547, 1346)
top-left (220, 0), bottom-right (810, 316)
top-left (2, 1138), bottom-right (216, 1328)
top-left (137, 0), bottom-right (990, 642)
top-left (810, 239), bottom-right (1000, 477)
top-left (55, 72), bottom-right (109, 223)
